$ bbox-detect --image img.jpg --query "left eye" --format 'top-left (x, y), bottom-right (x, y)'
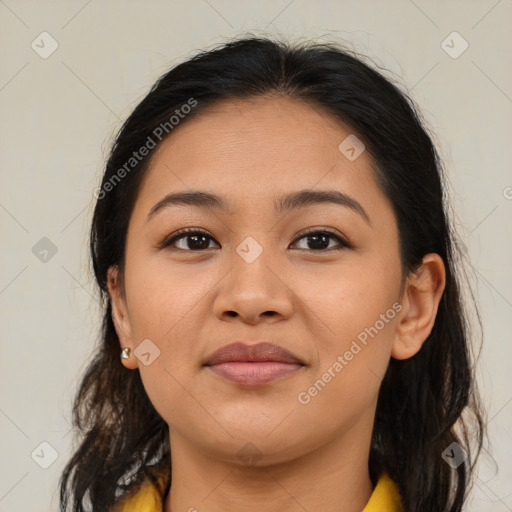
top-left (160, 229), bottom-right (351, 252)
top-left (292, 230), bottom-right (350, 251)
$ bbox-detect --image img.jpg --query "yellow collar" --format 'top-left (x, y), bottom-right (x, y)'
top-left (111, 465), bottom-right (402, 512)
top-left (362, 472), bottom-right (402, 511)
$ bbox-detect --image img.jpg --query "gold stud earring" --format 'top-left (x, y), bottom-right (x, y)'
top-left (120, 347), bottom-right (131, 361)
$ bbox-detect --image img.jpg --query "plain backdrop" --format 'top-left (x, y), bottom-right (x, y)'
top-left (0, 1), bottom-right (511, 511)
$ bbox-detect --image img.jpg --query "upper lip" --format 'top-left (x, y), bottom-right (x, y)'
top-left (203, 342), bottom-right (305, 366)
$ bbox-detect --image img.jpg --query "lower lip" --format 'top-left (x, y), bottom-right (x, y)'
top-left (206, 362), bottom-right (304, 385)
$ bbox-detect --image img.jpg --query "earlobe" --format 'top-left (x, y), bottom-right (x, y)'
top-left (107, 265), bottom-right (138, 370)
top-left (391, 253), bottom-right (446, 360)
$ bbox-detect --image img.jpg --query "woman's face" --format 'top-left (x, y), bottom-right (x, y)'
top-left (110, 95), bottom-right (407, 464)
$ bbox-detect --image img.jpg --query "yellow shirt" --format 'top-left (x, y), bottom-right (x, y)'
top-left (111, 464), bottom-right (402, 512)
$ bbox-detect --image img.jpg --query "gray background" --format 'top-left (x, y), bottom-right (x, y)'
top-left (0, 1), bottom-right (511, 510)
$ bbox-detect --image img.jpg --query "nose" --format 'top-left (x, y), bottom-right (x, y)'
top-left (212, 246), bottom-right (294, 325)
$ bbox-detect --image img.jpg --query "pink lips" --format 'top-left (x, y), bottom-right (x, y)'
top-left (203, 342), bottom-right (305, 385)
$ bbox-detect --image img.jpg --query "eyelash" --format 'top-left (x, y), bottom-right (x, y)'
top-left (159, 227), bottom-right (353, 252)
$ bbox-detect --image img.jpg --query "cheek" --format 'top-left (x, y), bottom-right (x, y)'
top-left (296, 267), bottom-right (400, 421)
top-left (124, 251), bottom-right (208, 337)
top-left (296, 253), bottom-right (400, 398)
top-left (295, 341), bottom-right (388, 436)
top-left (123, 257), bottom-right (205, 423)
top-left (302, 253), bottom-right (400, 342)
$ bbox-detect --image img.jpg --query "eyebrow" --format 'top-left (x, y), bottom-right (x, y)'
top-left (147, 189), bottom-right (371, 225)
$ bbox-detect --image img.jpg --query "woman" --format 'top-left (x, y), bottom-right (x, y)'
top-left (59, 35), bottom-right (484, 512)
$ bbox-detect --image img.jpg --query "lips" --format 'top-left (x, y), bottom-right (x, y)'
top-left (203, 342), bottom-right (305, 385)
top-left (203, 341), bottom-right (304, 366)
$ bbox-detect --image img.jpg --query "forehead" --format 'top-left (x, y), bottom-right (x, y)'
top-left (163, 95), bottom-right (355, 160)
top-left (132, 95), bottom-right (390, 223)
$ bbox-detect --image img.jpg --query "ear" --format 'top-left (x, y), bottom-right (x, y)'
top-left (107, 265), bottom-right (138, 370)
top-left (392, 253), bottom-right (446, 360)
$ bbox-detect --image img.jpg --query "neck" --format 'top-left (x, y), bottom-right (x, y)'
top-left (164, 421), bottom-right (374, 512)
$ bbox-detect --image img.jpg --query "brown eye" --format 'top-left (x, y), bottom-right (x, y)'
top-left (291, 230), bottom-right (351, 252)
top-left (160, 227), bottom-right (352, 252)
top-left (160, 229), bottom-right (219, 251)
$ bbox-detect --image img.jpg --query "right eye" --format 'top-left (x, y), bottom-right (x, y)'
top-left (160, 228), bottom-right (220, 251)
